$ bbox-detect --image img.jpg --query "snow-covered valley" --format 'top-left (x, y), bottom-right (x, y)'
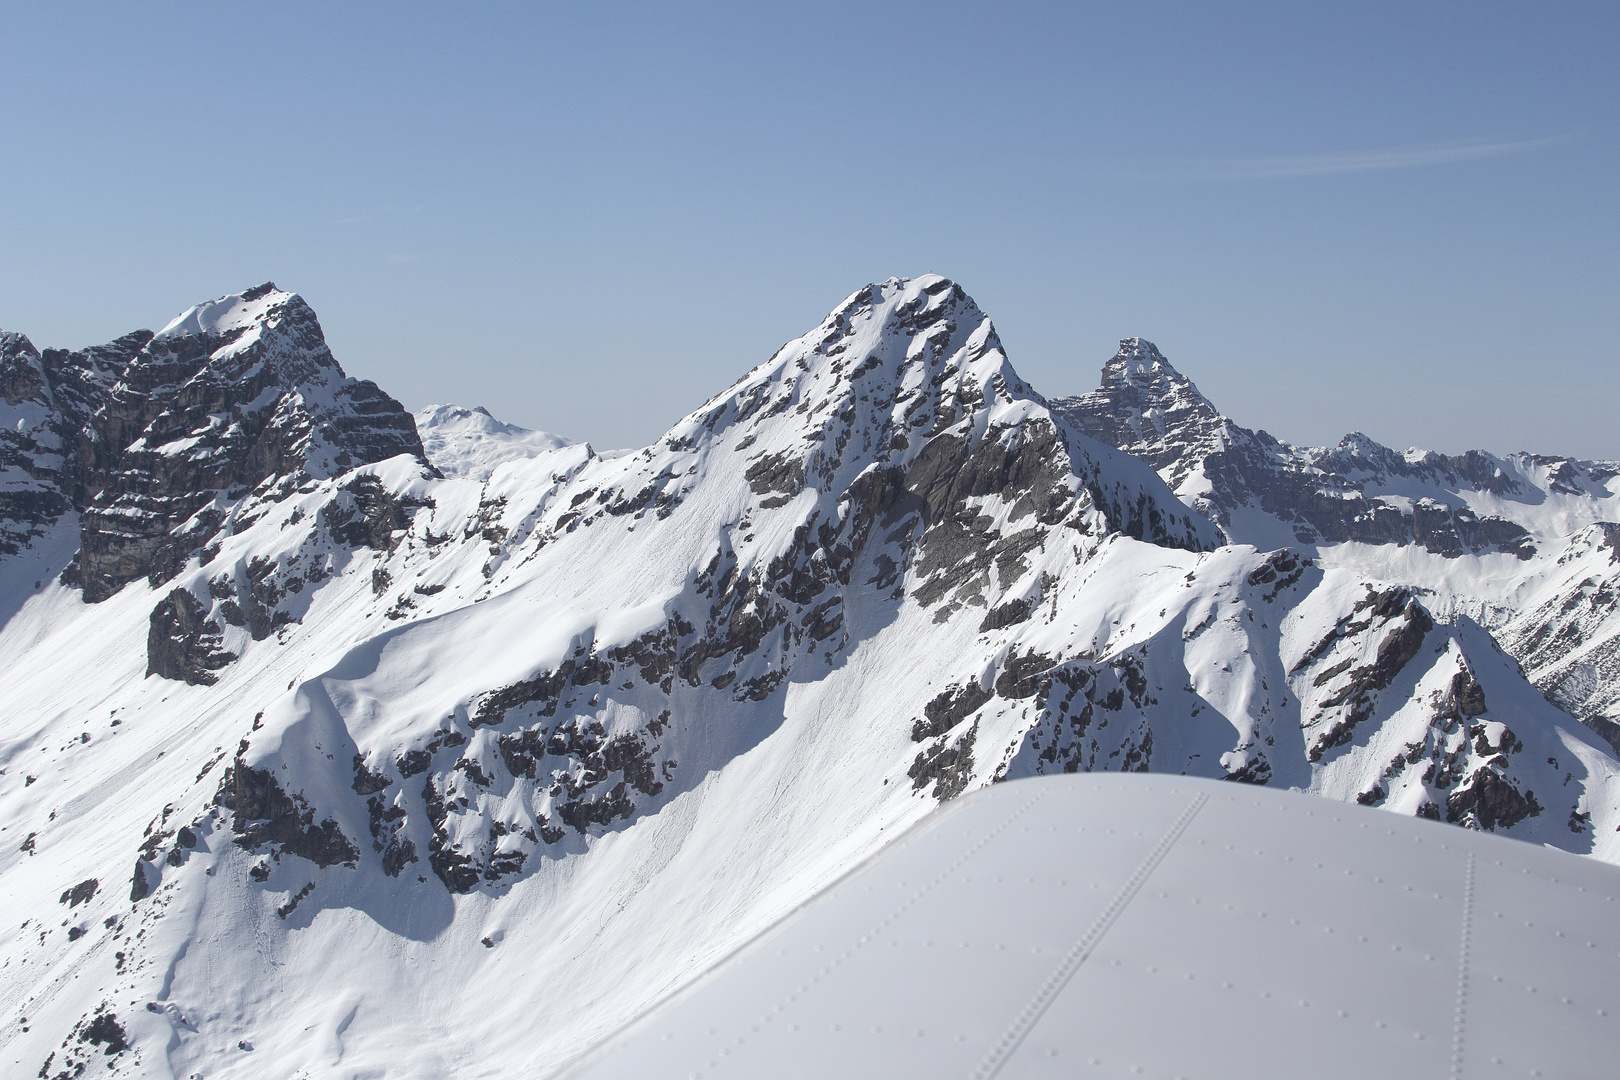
top-left (1, 278), bottom-right (1616, 1078)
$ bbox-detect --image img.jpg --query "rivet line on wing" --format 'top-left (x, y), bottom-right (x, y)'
top-left (970, 791), bottom-right (1209, 1080)
top-left (1451, 850), bottom-right (1476, 1080)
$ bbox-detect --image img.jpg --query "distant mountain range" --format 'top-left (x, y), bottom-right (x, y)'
top-left (1, 278), bottom-right (1614, 1078)
top-left (1049, 338), bottom-right (1620, 751)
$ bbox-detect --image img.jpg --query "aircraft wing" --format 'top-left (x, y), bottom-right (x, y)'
top-left (565, 774), bottom-right (1620, 1079)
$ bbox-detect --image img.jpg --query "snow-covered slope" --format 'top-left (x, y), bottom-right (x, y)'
top-left (0, 282), bottom-right (1615, 1080)
top-left (1497, 522), bottom-right (1620, 749)
top-left (414, 404), bottom-right (572, 481)
top-left (1050, 338), bottom-right (1620, 752)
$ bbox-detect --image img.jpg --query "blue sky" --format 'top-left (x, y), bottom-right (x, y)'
top-left (2, 2), bottom-right (1615, 455)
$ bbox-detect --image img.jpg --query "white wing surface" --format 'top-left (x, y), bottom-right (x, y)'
top-left (567, 774), bottom-right (1620, 1079)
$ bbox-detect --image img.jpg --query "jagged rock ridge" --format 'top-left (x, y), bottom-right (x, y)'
top-left (1051, 337), bottom-right (1620, 750)
top-left (1050, 337), bottom-right (1541, 556)
top-left (70, 284), bottom-right (428, 601)
top-left (0, 329), bottom-right (147, 555)
top-left (2, 284), bottom-right (426, 604)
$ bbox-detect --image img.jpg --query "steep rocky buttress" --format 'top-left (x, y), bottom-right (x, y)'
top-left (2, 284), bottom-right (426, 602)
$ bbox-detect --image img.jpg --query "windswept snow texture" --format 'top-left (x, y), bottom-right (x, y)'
top-left (1050, 338), bottom-right (1620, 751)
top-left (414, 404), bottom-right (572, 481)
top-left (0, 280), bottom-right (1615, 1079)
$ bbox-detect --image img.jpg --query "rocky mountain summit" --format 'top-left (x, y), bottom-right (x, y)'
top-left (1052, 338), bottom-right (1620, 753)
top-left (0, 328), bottom-right (146, 556)
top-left (2, 284), bottom-right (425, 604)
top-left (1050, 337), bottom-right (1547, 556)
top-left (0, 282), bottom-right (1615, 1080)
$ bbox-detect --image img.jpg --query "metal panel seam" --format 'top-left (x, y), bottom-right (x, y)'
top-left (1451, 851), bottom-right (1476, 1079)
top-left (971, 791), bottom-right (1210, 1080)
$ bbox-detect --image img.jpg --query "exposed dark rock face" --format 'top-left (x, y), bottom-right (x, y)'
top-left (78, 1010), bottom-right (128, 1056)
top-left (1051, 338), bottom-right (1227, 496)
top-left (352, 754), bottom-right (393, 795)
top-left (1447, 767), bottom-right (1542, 830)
top-left (915, 681), bottom-right (993, 742)
top-left (276, 881), bottom-right (316, 919)
top-left (913, 644), bottom-right (1166, 795)
top-left (1048, 338), bottom-right (1536, 558)
top-left (0, 329), bottom-right (147, 554)
top-left (1246, 549), bottom-right (1310, 601)
top-left (405, 650), bottom-right (675, 891)
top-left (58, 879), bottom-right (98, 908)
top-left (147, 588), bottom-right (238, 685)
top-left (1288, 587), bottom-right (1550, 827)
top-left (422, 776), bottom-right (480, 892)
top-left (1296, 588), bottom-right (1434, 762)
top-left (75, 287), bottom-right (426, 601)
top-left (218, 759), bottom-right (359, 870)
top-left (1504, 522), bottom-right (1620, 747)
top-left (321, 473), bottom-right (420, 552)
top-left (129, 860), bottom-right (154, 902)
top-left (40, 1006), bottom-right (130, 1080)
top-left (1008, 651), bottom-right (1158, 778)
top-left (909, 721), bottom-right (978, 800)
top-left (365, 783), bottom-right (416, 878)
top-left (4, 286), bottom-right (427, 611)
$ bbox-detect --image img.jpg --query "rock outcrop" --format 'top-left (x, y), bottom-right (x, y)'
top-left (0, 329), bottom-right (147, 553)
top-left (72, 284), bottom-right (426, 601)
top-left (3, 285), bottom-right (427, 601)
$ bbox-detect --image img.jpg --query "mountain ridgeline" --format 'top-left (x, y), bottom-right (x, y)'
top-left (0, 280), bottom-right (1615, 1080)
top-left (1049, 337), bottom-right (1620, 751)
top-left (1, 284), bottom-right (425, 600)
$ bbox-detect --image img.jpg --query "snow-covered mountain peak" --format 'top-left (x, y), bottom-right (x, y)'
top-left (1107, 336), bottom-right (1183, 384)
top-left (1094, 337), bottom-right (1222, 424)
top-left (0, 328), bottom-right (36, 360)
top-left (1335, 430), bottom-right (1398, 459)
top-left (0, 283), bottom-right (428, 601)
top-left (584, 275), bottom-right (1211, 561)
top-left (0, 330), bottom-right (43, 405)
top-left (1051, 335), bottom-right (1620, 755)
top-left (153, 281), bottom-right (291, 342)
top-left (694, 276), bottom-right (1004, 430)
top-left (687, 273), bottom-right (1019, 445)
top-left (134, 282), bottom-right (347, 398)
top-left (415, 403), bottom-right (573, 481)
top-left (1048, 338), bottom-right (1233, 502)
